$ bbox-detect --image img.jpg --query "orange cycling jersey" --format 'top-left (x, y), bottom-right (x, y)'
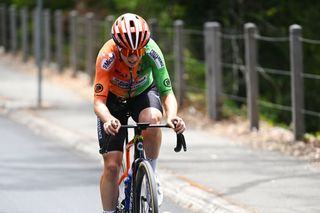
top-left (94, 39), bottom-right (173, 103)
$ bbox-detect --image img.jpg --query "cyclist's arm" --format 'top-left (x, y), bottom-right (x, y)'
top-left (162, 93), bottom-right (178, 121)
top-left (93, 49), bottom-right (120, 135)
top-left (145, 40), bottom-right (185, 132)
top-left (162, 93), bottom-right (185, 134)
top-left (93, 55), bottom-right (113, 123)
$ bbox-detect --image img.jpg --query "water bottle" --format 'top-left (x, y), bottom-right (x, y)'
top-left (124, 170), bottom-right (132, 211)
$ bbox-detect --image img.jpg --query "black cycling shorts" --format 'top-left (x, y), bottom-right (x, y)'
top-left (97, 84), bottom-right (163, 154)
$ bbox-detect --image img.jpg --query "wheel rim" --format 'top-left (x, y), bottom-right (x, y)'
top-left (139, 175), bottom-right (153, 213)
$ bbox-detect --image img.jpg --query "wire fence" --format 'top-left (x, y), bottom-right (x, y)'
top-left (1, 4), bottom-right (320, 137)
top-left (218, 26), bottom-right (320, 137)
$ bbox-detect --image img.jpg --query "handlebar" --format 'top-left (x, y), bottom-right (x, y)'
top-left (121, 123), bottom-right (187, 153)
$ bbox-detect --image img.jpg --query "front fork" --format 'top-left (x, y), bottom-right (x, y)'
top-left (130, 138), bottom-right (145, 213)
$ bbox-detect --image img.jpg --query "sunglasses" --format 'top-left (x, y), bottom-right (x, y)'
top-left (119, 47), bottom-right (145, 57)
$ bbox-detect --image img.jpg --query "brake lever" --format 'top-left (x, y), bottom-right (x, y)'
top-left (172, 121), bottom-right (187, 152)
top-left (174, 133), bottom-right (187, 152)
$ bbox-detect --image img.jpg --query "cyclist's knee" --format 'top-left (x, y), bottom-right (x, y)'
top-left (103, 161), bottom-right (120, 177)
top-left (139, 107), bottom-right (162, 124)
top-left (102, 153), bottom-right (122, 177)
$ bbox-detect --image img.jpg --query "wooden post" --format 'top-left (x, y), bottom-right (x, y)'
top-left (69, 10), bottom-right (78, 75)
top-left (20, 7), bottom-right (28, 62)
top-left (0, 4), bottom-right (7, 51)
top-left (9, 5), bottom-right (17, 54)
top-left (148, 18), bottom-right (158, 41)
top-left (105, 15), bottom-right (114, 40)
top-left (290, 24), bottom-right (305, 140)
top-left (32, 8), bottom-right (37, 58)
top-left (54, 10), bottom-right (63, 72)
top-left (43, 9), bottom-right (51, 65)
top-left (85, 12), bottom-right (95, 81)
top-left (245, 23), bottom-right (259, 130)
top-left (204, 22), bottom-right (222, 120)
top-left (174, 20), bottom-right (185, 106)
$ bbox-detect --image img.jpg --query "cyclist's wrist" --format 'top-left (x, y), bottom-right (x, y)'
top-left (104, 115), bottom-right (116, 123)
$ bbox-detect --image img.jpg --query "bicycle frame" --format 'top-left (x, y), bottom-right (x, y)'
top-left (118, 122), bottom-right (186, 213)
top-left (118, 123), bottom-right (170, 183)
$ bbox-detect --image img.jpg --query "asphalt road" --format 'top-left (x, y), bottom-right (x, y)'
top-left (2, 55), bottom-right (320, 213)
top-left (0, 115), bottom-right (192, 213)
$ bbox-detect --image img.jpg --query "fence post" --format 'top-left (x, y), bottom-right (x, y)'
top-left (0, 4), bottom-right (7, 51)
top-left (174, 20), bottom-right (185, 106)
top-left (43, 9), bottom-right (51, 65)
top-left (69, 10), bottom-right (78, 75)
top-left (204, 22), bottom-right (222, 120)
top-left (20, 7), bottom-right (28, 62)
top-left (105, 15), bottom-right (114, 39)
top-left (85, 12), bottom-right (95, 81)
top-left (245, 23), bottom-right (259, 130)
top-left (290, 25), bottom-right (305, 140)
top-left (32, 8), bottom-right (37, 58)
top-left (55, 10), bottom-right (63, 72)
top-left (9, 5), bottom-right (17, 54)
top-left (148, 18), bottom-right (158, 41)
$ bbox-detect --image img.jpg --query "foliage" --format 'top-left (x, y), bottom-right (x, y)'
top-left (1, 0), bottom-right (76, 9)
top-left (2, 0), bottom-right (320, 132)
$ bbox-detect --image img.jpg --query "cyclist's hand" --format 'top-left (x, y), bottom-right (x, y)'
top-left (103, 117), bottom-right (120, 136)
top-left (168, 116), bottom-right (186, 134)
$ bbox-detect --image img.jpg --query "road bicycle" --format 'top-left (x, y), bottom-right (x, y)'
top-left (117, 122), bottom-right (187, 213)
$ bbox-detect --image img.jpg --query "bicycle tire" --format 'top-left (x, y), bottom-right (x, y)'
top-left (134, 161), bottom-right (159, 213)
top-left (118, 155), bottom-right (127, 207)
top-left (118, 142), bottom-right (133, 212)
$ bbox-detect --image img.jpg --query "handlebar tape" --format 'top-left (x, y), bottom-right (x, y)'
top-left (174, 133), bottom-right (187, 152)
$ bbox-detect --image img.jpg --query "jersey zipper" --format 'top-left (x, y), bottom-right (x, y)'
top-left (128, 67), bottom-right (133, 98)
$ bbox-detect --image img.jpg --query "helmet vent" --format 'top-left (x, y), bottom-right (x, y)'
top-left (130, 20), bottom-right (135, 27)
top-left (111, 13), bottom-right (150, 50)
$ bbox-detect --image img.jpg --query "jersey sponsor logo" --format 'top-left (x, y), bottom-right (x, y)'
top-left (111, 78), bottom-right (130, 89)
top-left (111, 76), bottom-right (148, 89)
top-left (163, 78), bottom-right (171, 87)
top-left (101, 53), bottom-right (115, 71)
top-left (131, 76), bottom-right (148, 89)
top-left (148, 49), bottom-right (164, 69)
top-left (115, 69), bottom-right (128, 78)
top-left (95, 83), bottom-right (104, 93)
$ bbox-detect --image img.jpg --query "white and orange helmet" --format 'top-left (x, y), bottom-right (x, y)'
top-left (111, 13), bottom-right (151, 51)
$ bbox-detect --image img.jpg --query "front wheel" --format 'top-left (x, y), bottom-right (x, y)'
top-left (134, 161), bottom-right (159, 213)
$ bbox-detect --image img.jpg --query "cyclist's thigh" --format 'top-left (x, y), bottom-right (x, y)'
top-left (97, 93), bottom-right (129, 154)
top-left (130, 84), bottom-right (163, 122)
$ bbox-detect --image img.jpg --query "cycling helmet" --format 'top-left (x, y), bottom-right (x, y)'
top-left (111, 13), bottom-right (150, 51)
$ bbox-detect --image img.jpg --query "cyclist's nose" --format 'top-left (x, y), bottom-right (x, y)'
top-left (127, 54), bottom-right (138, 63)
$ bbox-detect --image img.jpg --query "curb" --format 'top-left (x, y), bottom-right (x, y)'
top-left (1, 105), bottom-right (256, 213)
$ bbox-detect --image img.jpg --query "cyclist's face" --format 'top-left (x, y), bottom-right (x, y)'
top-left (119, 47), bottom-right (145, 68)
top-left (121, 53), bottom-right (141, 68)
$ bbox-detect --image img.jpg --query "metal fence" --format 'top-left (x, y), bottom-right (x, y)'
top-left (207, 23), bottom-right (320, 140)
top-left (1, 4), bottom-right (320, 140)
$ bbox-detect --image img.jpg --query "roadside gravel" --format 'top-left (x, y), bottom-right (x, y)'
top-left (180, 106), bottom-right (320, 168)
